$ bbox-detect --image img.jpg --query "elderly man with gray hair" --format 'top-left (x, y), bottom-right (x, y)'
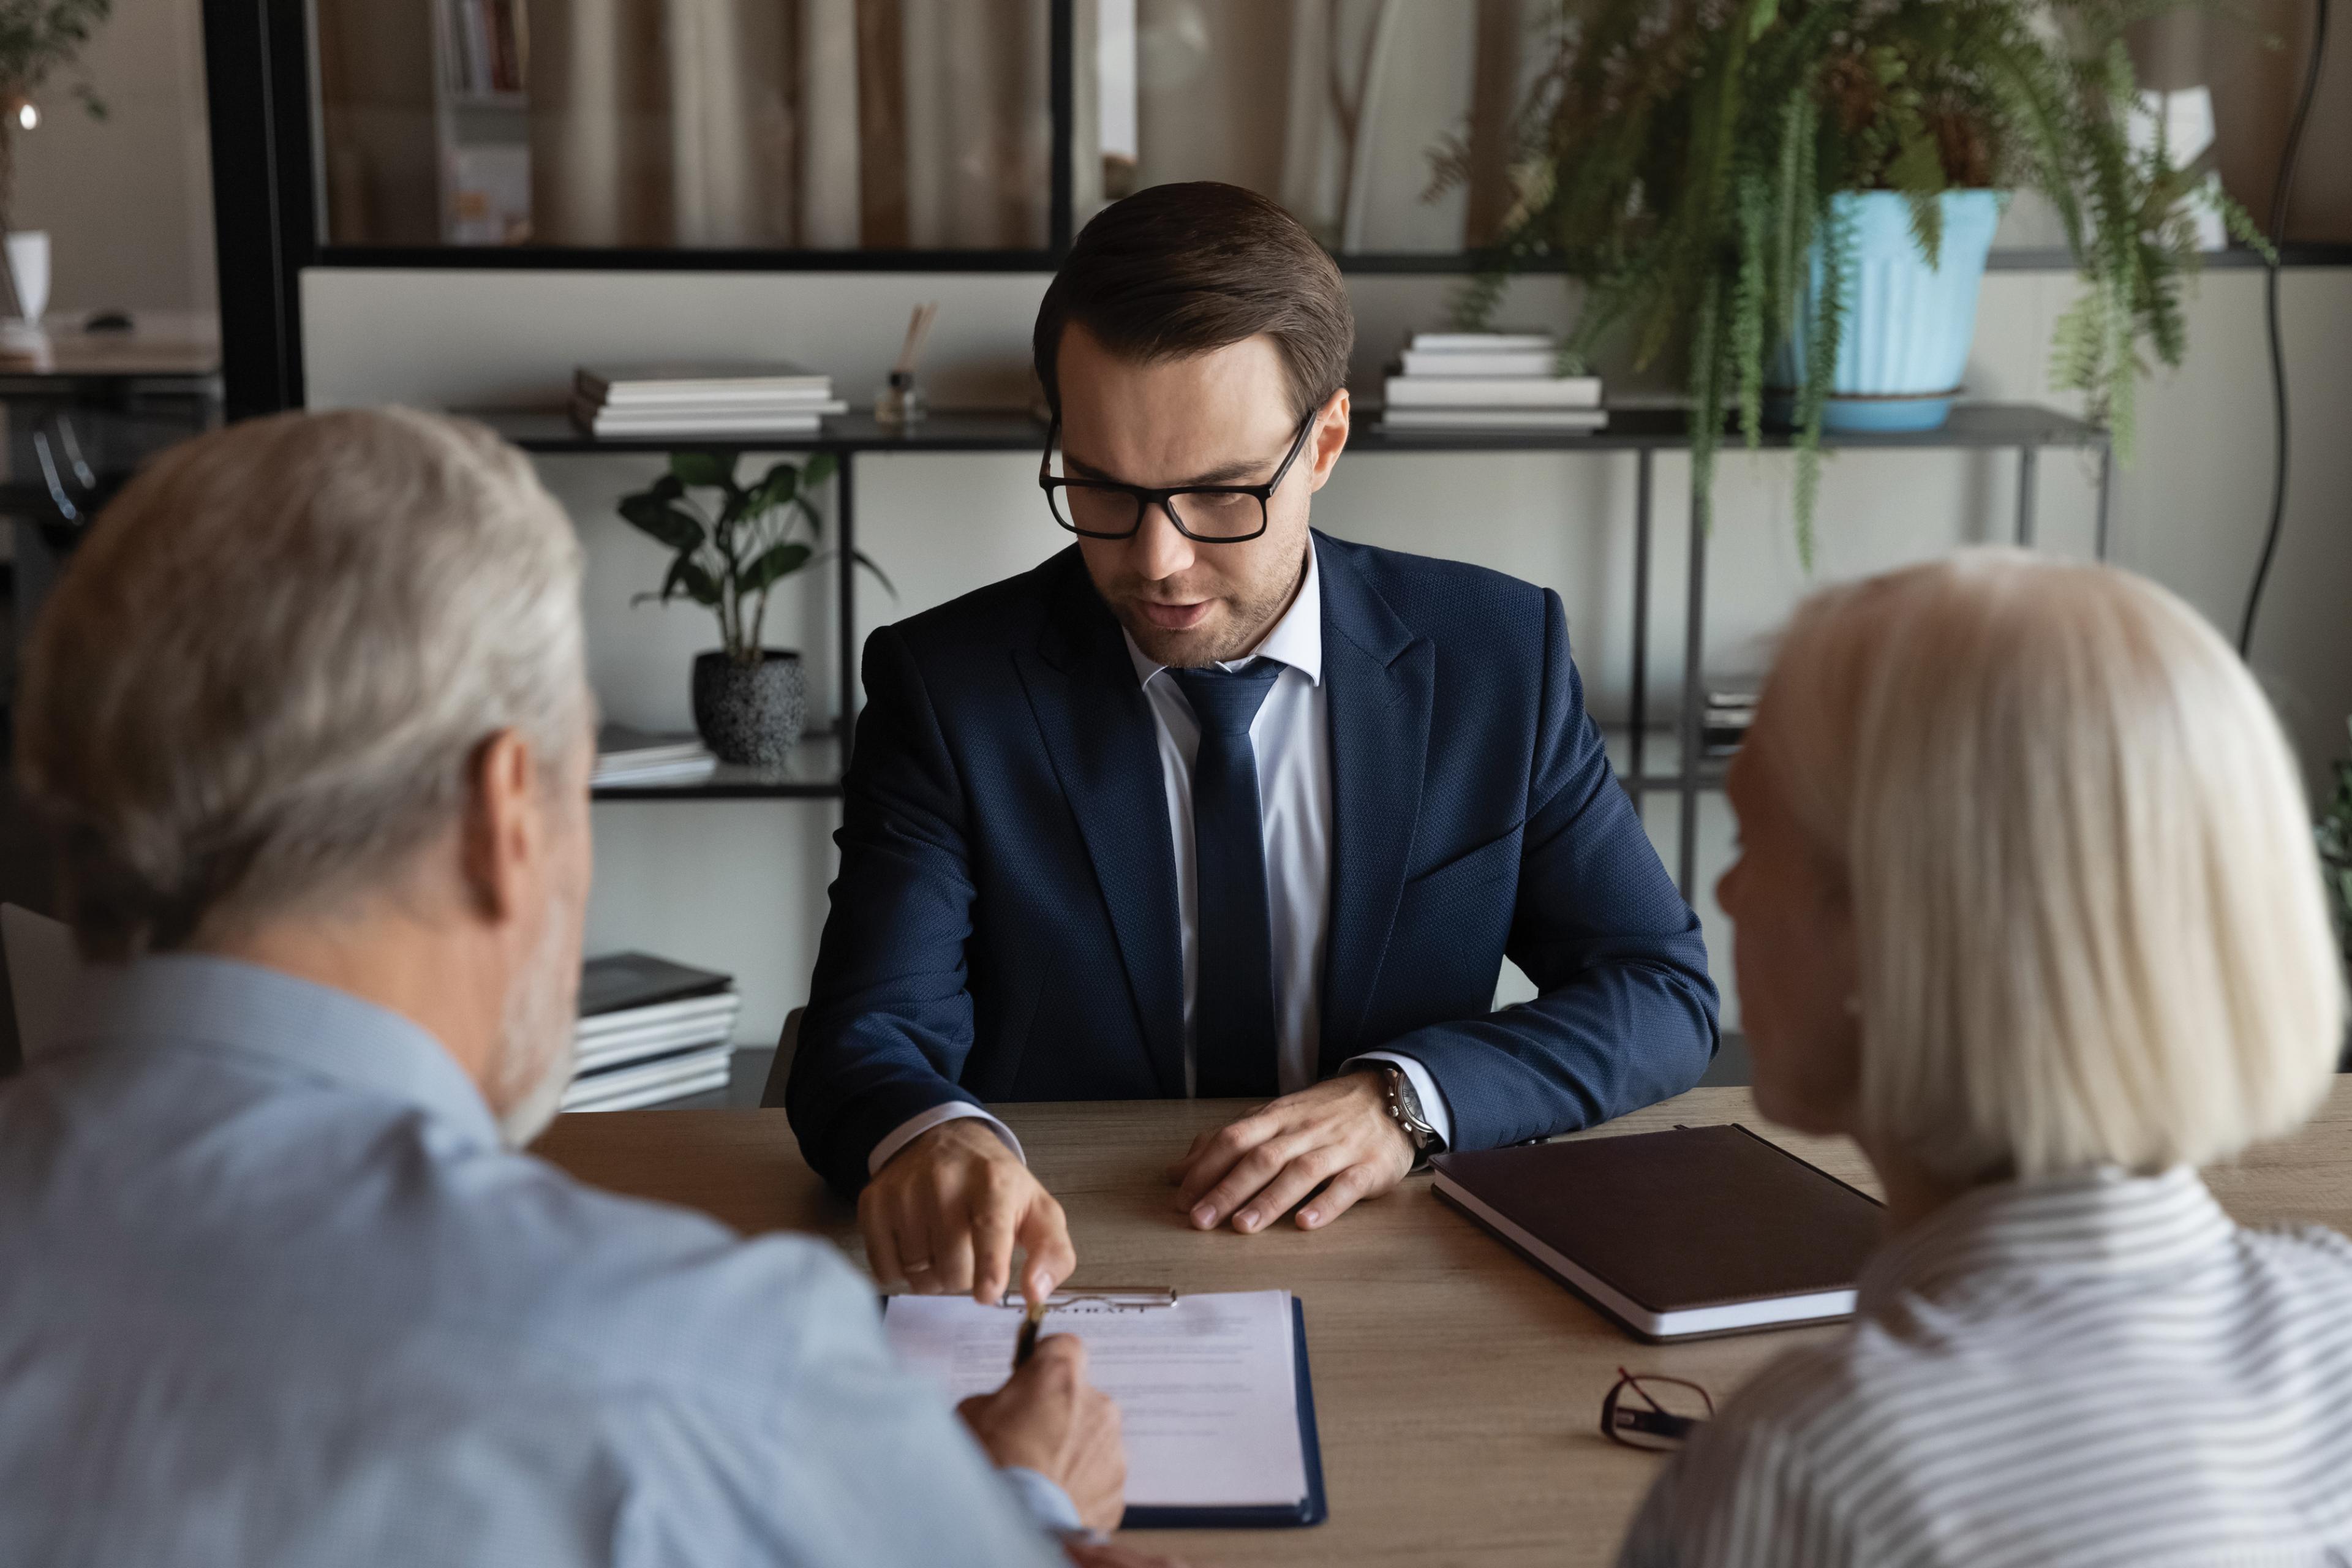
top-left (0, 408), bottom-right (1140, 1566)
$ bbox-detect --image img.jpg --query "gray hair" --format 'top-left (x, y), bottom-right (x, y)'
top-left (1758, 548), bottom-right (2345, 1181)
top-left (15, 407), bottom-right (587, 959)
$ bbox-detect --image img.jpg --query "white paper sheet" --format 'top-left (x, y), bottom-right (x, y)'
top-left (883, 1288), bottom-right (1308, 1510)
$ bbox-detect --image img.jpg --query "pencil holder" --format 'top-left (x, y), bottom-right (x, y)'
top-left (875, 369), bottom-right (927, 426)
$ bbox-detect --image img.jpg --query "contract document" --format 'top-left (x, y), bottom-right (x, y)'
top-left (883, 1288), bottom-right (1325, 1525)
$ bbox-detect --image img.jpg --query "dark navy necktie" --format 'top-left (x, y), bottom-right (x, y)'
top-left (1170, 660), bottom-right (1284, 1099)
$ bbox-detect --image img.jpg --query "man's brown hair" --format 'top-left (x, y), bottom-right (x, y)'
top-left (1032, 182), bottom-right (1354, 422)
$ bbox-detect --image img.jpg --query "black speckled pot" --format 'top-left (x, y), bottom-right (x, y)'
top-left (691, 650), bottom-right (805, 766)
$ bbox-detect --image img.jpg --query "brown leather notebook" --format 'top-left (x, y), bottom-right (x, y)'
top-left (1431, 1125), bottom-right (1885, 1341)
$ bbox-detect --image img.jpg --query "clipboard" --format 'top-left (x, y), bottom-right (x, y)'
top-left (1118, 1294), bottom-right (1327, 1531)
top-left (884, 1287), bottom-right (1328, 1530)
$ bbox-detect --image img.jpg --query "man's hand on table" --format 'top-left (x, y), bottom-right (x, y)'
top-left (860, 1118), bottom-right (1077, 1303)
top-left (957, 1335), bottom-right (1126, 1534)
top-left (1166, 1069), bottom-right (1415, 1234)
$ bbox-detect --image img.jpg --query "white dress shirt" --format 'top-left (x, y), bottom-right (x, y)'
top-left (870, 538), bottom-right (1453, 1175)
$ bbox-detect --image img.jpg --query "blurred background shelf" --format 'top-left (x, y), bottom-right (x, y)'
top-left (591, 734), bottom-right (844, 801)
top-left (462, 402), bottom-right (2108, 457)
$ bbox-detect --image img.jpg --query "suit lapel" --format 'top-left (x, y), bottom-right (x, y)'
top-left (1317, 536), bottom-right (1434, 1071)
top-left (1012, 554), bottom-right (1188, 1097)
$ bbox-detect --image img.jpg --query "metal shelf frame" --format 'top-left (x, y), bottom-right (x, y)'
top-left (483, 402), bottom-right (2112, 904)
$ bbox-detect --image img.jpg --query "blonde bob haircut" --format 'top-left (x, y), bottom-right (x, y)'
top-left (1755, 548), bottom-right (2345, 1182)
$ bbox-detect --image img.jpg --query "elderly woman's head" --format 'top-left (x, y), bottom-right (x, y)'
top-left (1721, 549), bottom-right (2344, 1185)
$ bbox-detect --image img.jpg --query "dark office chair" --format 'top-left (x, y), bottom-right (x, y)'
top-left (758, 1006), bottom-right (803, 1108)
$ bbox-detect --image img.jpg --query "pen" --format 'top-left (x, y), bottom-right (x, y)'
top-left (1012, 1297), bottom-right (1049, 1370)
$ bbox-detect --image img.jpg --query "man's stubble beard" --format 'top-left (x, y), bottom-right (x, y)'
top-left (1111, 536), bottom-right (1309, 669)
top-left (487, 883), bottom-right (582, 1150)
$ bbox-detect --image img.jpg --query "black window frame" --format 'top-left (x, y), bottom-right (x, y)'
top-left (203, 0), bottom-right (2350, 420)
top-left (204, 0), bottom-right (1580, 417)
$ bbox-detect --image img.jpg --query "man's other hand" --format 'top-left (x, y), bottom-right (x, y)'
top-left (860, 1118), bottom-right (1076, 1304)
top-left (1165, 1070), bottom-right (1414, 1234)
top-left (958, 1336), bottom-right (1126, 1534)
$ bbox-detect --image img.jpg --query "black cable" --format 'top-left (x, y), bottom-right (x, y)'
top-left (2239, 0), bottom-right (2332, 656)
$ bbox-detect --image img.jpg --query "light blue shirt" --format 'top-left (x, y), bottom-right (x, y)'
top-left (0, 954), bottom-right (1072, 1567)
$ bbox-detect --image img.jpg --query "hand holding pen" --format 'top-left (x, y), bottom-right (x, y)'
top-left (958, 1332), bottom-right (1127, 1534)
top-left (1016, 1296), bottom-right (1051, 1368)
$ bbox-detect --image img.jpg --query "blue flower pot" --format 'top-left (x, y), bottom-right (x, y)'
top-left (1771, 190), bottom-right (2005, 433)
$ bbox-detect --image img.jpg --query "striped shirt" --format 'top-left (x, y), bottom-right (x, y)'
top-left (1618, 1165), bottom-right (2352, 1567)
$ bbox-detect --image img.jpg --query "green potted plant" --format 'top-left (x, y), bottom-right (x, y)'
top-left (619, 450), bottom-right (889, 766)
top-left (1437, 0), bottom-right (2264, 559)
top-left (0, 1), bottom-right (116, 332)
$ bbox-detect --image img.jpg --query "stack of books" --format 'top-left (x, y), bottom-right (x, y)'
top-left (592, 724), bottom-right (717, 788)
top-left (562, 952), bottom-right (742, 1113)
top-left (571, 361), bottom-right (849, 439)
top-left (1382, 332), bottom-right (1607, 432)
top-left (1702, 689), bottom-right (1759, 757)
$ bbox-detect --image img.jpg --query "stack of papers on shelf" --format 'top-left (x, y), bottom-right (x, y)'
top-left (592, 723), bottom-right (717, 788)
top-left (571, 361), bottom-right (850, 438)
top-left (1702, 688), bottom-right (1758, 757)
top-left (1383, 332), bottom-right (1607, 432)
top-left (562, 952), bottom-right (741, 1112)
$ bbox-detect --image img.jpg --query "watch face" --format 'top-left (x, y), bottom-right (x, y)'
top-left (1391, 1071), bottom-right (1423, 1123)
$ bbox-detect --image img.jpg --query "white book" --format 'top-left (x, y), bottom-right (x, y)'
top-left (577, 361), bottom-right (832, 400)
top-left (562, 1065), bottom-right (734, 1112)
top-left (1408, 331), bottom-right (1558, 353)
top-left (1382, 408), bottom-right (1608, 430)
top-left (592, 385), bottom-right (839, 409)
top-left (1384, 376), bottom-right (1602, 409)
top-left (594, 725), bottom-right (709, 769)
top-left (577, 991), bottom-right (742, 1042)
top-left (581, 411), bottom-right (832, 437)
top-left (575, 1009), bottom-right (741, 1066)
top-left (1398, 349), bottom-right (1561, 377)
top-left (579, 398), bottom-right (846, 426)
top-left (592, 756), bottom-right (720, 787)
top-left (578, 991), bottom-right (740, 1041)
top-left (562, 1042), bottom-right (737, 1111)
top-left (575, 1025), bottom-right (739, 1077)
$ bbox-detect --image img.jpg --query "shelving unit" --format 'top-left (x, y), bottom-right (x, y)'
top-left (470, 409), bottom-right (1053, 803)
top-left (475, 402), bottom-right (2112, 897)
top-left (590, 737), bottom-right (844, 803)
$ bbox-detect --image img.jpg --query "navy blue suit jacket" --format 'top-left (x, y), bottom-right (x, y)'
top-left (787, 533), bottom-right (1719, 1194)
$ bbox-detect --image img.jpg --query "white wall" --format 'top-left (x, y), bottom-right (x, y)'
top-left (13, 0), bottom-right (214, 314)
top-left (303, 262), bottom-right (2352, 1046)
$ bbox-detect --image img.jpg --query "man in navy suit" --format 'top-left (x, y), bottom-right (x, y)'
top-left (787, 183), bottom-right (1718, 1306)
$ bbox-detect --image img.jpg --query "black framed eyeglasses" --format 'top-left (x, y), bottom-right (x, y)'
top-left (1038, 409), bottom-right (1318, 543)
top-left (1600, 1368), bottom-right (1713, 1452)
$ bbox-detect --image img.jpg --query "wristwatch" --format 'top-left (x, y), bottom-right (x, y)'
top-left (1378, 1065), bottom-right (1444, 1171)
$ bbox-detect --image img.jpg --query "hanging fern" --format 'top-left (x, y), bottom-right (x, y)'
top-left (1434, 0), bottom-right (2268, 562)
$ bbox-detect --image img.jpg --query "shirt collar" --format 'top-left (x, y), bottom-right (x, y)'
top-left (1123, 535), bottom-right (1324, 688)
top-left (1855, 1164), bottom-right (2237, 1316)
top-left (67, 952), bottom-right (503, 1151)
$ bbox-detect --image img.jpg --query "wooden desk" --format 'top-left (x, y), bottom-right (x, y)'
top-left (534, 1082), bottom-right (2352, 1566)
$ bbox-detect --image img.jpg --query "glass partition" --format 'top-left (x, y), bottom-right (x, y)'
top-left (306, 0), bottom-right (2345, 261)
top-left (309, 0), bottom-right (1543, 258)
top-left (1083, 0), bottom-right (1541, 254)
top-left (313, 0), bottom-right (1056, 250)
